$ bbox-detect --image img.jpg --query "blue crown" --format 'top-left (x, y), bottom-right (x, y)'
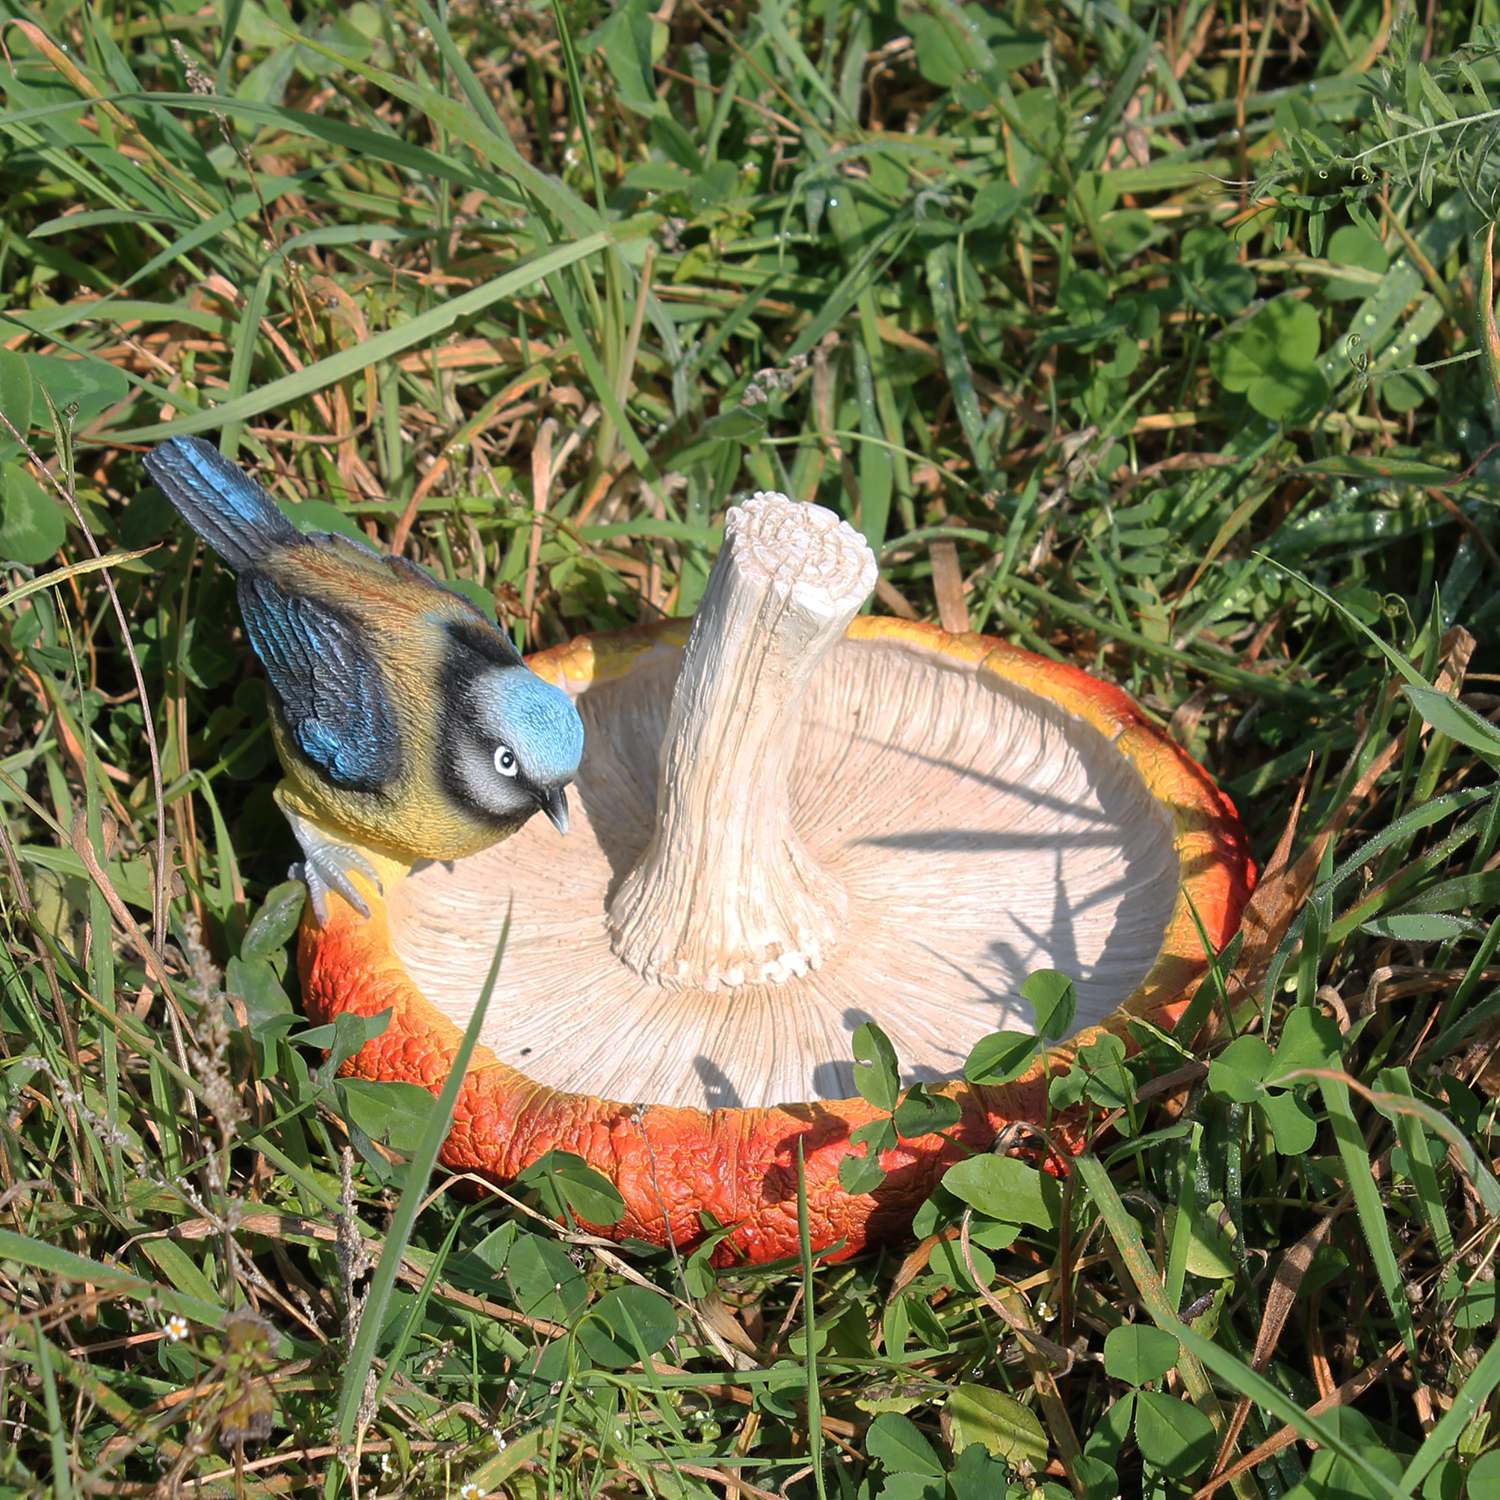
top-left (501, 671), bottom-right (585, 784)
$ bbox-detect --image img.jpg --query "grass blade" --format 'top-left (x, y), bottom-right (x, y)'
top-left (1313, 1072), bottom-right (1420, 1359)
top-left (110, 234), bottom-right (615, 441)
top-left (331, 911), bottom-right (511, 1458)
top-left (1395, 1336), bottom-right (1500, 1498)
top-left (797, 1138), bottom-right (829, 1500)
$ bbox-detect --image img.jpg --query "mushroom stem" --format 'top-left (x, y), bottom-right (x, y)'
top-left (607, 493), bottom-right (878, 990)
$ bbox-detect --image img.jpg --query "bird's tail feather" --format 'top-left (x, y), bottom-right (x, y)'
top-left (144, 436), bottom-right (304, 570)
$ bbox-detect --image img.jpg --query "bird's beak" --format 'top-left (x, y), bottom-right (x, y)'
top-left (538, 785), bottom-right (570, 835)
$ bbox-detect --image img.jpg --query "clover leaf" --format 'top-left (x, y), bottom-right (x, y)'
top-left (1210, 297), bottom-right (1329, 420)
top-left (1205, 1019), bottom-right (1323, 1156)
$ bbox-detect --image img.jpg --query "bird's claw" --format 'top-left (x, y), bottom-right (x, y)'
top-left (281, 808), bottom-right (380, 924)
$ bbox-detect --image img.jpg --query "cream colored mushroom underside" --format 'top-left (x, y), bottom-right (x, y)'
top-left (389, 639), bottom-right (1181, 1110)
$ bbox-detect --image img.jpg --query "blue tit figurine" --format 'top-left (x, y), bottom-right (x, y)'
top-left (144, 436), bottom-right (584, 921)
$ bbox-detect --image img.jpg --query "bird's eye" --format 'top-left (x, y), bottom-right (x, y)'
top-left (494, 745), bottom-right (518, 777)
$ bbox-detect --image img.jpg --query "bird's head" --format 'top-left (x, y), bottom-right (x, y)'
top-left (441, 624), bottom-right (585, 836)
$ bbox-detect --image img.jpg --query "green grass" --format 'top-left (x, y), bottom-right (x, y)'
top-left (2, 0), bottom-right (1499, 1495)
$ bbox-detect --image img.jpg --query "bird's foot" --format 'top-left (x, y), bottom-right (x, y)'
top-left (280, 807), bottom-right (380, 924)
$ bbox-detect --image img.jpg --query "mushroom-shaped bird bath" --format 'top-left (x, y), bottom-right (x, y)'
top-left (301, 495), bottom-right (1253, 1262)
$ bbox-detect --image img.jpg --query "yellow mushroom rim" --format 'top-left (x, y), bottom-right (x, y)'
top-left (298, 616), bottom-right (1254, 1265)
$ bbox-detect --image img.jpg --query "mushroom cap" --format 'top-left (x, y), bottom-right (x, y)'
top-left (299, 619), bottom-right (1253, 1262)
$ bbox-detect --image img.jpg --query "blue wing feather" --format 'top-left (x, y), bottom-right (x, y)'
top-left (237, 572), bottom-right (400, 792)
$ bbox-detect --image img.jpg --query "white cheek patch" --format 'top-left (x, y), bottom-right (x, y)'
top-left (454, 738), bottom-right (530, 819)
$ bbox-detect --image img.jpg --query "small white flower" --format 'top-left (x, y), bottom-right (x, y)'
top-left (163, 1315), bottom-right (189, 1343)
top-left (459, 1484), bottom-right (486, 1500)
top-left (1034, 1300), bottom-right (1057, 1323)
top-left (379, 1453), bottom-right (392, 1475)
top-left (491, 1428), bottom-right (507, 1451)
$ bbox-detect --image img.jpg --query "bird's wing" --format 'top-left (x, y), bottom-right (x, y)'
top-left (237, 571), bottom-right (402, 792)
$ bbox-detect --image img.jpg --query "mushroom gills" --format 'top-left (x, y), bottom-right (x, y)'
top-left (388, 635), bottom-right (1181, 1111)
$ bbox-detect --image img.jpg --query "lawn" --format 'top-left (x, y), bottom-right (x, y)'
top-left (1, 1), bottom-right (1499, 1496)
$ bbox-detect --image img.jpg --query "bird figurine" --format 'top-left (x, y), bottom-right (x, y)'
top-left (144, 435), bottom-right (584, 922)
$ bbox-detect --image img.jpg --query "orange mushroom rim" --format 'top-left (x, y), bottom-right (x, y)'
top-left (297, 617), bottom-right (1256, 1265)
